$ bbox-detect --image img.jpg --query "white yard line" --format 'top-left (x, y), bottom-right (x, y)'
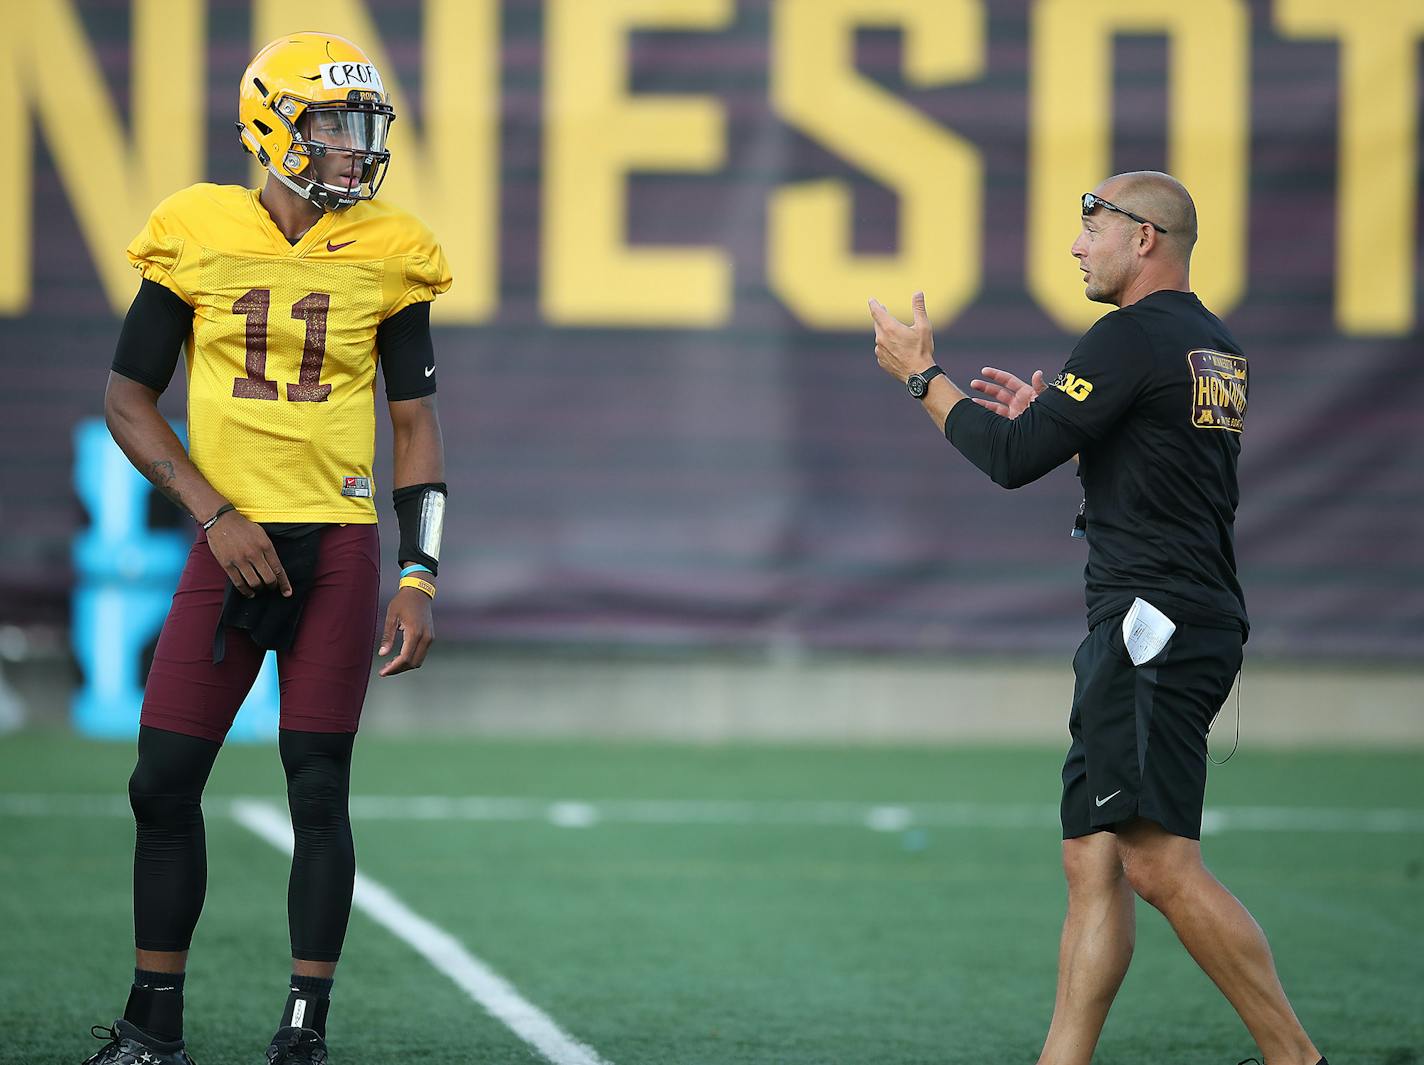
top-left (230, 800), bottom-right (615, 1065)
top-left (3, 793), bottom-right (1424, 834)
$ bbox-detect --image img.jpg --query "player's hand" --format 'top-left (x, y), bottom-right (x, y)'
top-left (970, 367), bottom-right (1047, 419)
top-left (206, 509), bottom-right (292, 599)
top-left (869, 291), bottom-right (935, 383)
top-left (378, 587), bottom-right (435, 677)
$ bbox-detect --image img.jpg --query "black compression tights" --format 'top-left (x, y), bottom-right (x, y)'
top-left (280, 728), bottom-right (357, 962)
top-left (129, 726), bottom-right (358, 961)
top-left (130, 726), bottom-right (221, 952)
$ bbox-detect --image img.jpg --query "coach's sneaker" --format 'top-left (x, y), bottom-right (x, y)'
top-left (82, 1020), bottom-right (196, 1064)
top-left (265, 1027), bottom-right (328, 1065)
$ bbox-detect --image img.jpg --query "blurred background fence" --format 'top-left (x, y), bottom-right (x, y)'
top-left (0, 0), bottom-right (1419, 742)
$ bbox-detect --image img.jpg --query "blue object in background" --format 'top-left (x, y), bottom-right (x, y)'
top-left (72, 419), bottom-right (279, 742)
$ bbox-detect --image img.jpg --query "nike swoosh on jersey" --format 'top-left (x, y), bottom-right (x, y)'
top-left (326, 239), bottom-right (357, 252)
top-left (424, 365), bottom-right (435, 377)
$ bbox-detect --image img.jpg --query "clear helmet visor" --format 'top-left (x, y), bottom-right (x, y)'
top-left (294, 106), bottom-right (392, 202)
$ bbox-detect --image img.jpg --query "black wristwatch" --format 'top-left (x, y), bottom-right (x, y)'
top-left (906, 366), bottom-right (944, 399)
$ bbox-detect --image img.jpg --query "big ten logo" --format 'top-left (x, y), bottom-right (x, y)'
top-left (71, 419), bottom-right (279, 741)
top-left (1053, 372), bottom-right (1094, 402)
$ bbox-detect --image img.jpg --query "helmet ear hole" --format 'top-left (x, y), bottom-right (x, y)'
top-left (252, 119), bottom-right (272, 136)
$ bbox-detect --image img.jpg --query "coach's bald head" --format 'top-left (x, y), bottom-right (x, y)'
top-left (1098, 171), bottom-right (1198, 258)
top-left (1073, 171), bottom-right (1197, 307)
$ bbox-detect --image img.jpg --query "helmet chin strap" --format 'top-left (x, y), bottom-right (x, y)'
top-left (268, 165), bottom-right (357, 212)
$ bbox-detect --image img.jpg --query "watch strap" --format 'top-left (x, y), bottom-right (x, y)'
top-left (907, 365), bottom-right (945, 397)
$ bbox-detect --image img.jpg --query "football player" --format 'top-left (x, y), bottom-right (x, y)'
top-left (86, 32), bottom-right (451, 1065)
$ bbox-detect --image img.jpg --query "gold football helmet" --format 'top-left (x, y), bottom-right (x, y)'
top-left (237, 32), bottom-right (395, 210)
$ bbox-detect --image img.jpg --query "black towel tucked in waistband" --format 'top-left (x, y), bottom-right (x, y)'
top-left (212, 523), bottom-right (326, 664)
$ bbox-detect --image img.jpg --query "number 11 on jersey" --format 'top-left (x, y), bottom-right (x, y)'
top-left (231, 288), bottom-right (333, 402)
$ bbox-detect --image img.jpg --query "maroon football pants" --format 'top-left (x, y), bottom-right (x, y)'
top-left (141, 523), bottom-right (380, 741)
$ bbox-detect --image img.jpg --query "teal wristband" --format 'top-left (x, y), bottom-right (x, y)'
top-left (400, 564), bottom-right (433, 578)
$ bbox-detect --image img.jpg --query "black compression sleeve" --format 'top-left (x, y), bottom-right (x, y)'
top-left (280, 729), bottom-right (356, 962)
top-left (129, 725), bottom-right (221, 952)
top-left (112, 279), bottom-right (193, 393)
top-left (378, 301), bottom-right (436, 401)
top-left (944, 399), bottom-right (1086, 489)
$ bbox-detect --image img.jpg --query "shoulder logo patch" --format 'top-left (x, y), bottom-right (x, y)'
top-left (1187, 350), bottom-right (1247, 432)
top-left (1052, 371), bottom-right (1094, 402)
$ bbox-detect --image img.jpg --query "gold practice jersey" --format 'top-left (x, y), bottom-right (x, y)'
top-left (127, 183), bottom-right (451, 523)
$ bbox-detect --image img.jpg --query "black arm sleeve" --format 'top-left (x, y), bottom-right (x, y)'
top-left (111, 278), bottom-right (193, 393)
top-left (944, 399), bottom-right (1086, 490)
top-left (378, 301), bottom-right (436, 401)
top-left (946, 310), bottom-right (1152, 489)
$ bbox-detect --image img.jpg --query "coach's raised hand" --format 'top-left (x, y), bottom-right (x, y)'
top-left (970, 367), bottom-right (1046, 419)
top-left (869, 291), bottom-right (935, 383)
top-left (205, 508), bottom-right (292, 599)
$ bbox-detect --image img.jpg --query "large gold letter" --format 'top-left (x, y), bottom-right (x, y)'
top-left (768, 0), bottom-right (984, 330)
top-left (543, 0), bottom-right (733, 326)
top-left (1277, 0), bottom-right (1423, 335)
top-left (0, 1), bottom-right (203, 314)
top-left (253, 0), bottom-right (499, 324)
top-left (1028, 0), bottom-right (1250, 331)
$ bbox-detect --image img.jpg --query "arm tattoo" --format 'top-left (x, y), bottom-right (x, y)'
top-left (145, 459), bottom-right (188, 514)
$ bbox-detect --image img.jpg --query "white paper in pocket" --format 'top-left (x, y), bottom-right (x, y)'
top-left (1121, 598), bottom-right (1176, 666)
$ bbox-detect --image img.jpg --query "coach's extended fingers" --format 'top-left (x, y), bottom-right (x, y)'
top-left (980, 366), bottom-right (1030, 392)
top-left (911, 291), bottom-right (930, 328)
top-left (970, 378), bottom-right (1017, 406)
top-left (867, 298), bottom-right (893, 330)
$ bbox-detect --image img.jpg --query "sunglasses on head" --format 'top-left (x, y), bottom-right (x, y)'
top-left (1081, 192), bottom-right (1168, 234)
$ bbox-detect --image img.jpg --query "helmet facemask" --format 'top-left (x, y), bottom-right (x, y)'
top-left (269, 94), bottom-right (393, 211)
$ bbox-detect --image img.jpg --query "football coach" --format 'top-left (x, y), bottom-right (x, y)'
top-left (868, 171), bottom-right (1327, 1065)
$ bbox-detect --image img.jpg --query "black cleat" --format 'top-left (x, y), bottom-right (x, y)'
top-left (265, 1027), bottom-right (328, 1064)
top-left (82, 1020), bottom-right (196, 1064)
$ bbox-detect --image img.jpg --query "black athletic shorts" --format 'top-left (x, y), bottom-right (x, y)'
top-left (1060, 610), bottom-right (1243, 841)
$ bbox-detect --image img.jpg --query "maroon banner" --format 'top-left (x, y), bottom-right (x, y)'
top-left (1, 0), bottom-right (1421, 659)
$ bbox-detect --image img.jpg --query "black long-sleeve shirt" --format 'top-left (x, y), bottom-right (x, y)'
top-left (944, 290), bottom-right (1249, 637)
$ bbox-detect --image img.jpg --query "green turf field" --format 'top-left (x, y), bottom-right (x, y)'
top-left (2, 732), bottom-right (1421, 1065)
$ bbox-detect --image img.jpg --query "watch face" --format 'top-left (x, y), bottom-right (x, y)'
top-left (907, 375), bottom-right (927, 398)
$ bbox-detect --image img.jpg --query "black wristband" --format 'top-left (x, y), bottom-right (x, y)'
top-left (202, 503), bottom-right (236, 530)
top-left (393, 482), bottom-right (447, 575)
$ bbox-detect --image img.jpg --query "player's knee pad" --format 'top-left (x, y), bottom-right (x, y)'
top-left (280, 730), bottom-right (355, 833)
top-left (128, 726), bottom-right (220, 828)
